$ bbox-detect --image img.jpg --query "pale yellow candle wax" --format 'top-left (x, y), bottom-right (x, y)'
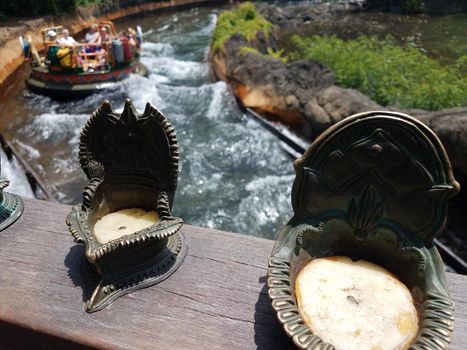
top-left (295, 256), bottom-right (419, 350)
top-left (93, 208), bottom-right (159, 244)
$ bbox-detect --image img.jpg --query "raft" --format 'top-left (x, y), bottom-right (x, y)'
top-left (26, 61), bottom-right (148, 100)
top-left (23, 21), bottom-right (147, 100)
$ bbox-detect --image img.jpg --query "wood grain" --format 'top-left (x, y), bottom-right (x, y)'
top-left (0, 198), bottom-right (465, 349)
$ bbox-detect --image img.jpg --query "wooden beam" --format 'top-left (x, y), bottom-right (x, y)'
top-left (0, 198), bottom-right (466, 349)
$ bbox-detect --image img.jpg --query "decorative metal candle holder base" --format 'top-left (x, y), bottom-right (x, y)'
top-left (268, 111), bottom-right (458, 349)
top-left (0, 179), bottom-right (24, 231)
top-left (66, 99), bottom-right (187, 313)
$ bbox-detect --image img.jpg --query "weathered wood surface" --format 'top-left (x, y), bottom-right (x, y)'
top-left (0, 198), bottom-right (466, 349)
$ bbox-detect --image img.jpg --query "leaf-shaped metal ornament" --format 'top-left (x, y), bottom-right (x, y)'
top-left (348, 185), bottom-right (383, 240)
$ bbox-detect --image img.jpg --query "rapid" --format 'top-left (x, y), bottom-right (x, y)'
top-left (1, 7), bottom-right (295, 239)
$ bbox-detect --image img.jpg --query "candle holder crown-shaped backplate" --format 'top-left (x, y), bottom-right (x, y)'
top-left (66, 99), bottom-right (186, 313)
top-left (268, 111), bottom-right (459, 349)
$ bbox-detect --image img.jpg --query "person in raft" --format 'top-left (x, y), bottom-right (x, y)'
top-left (46, 30), bottom-right (61, 66)
top-left (46, 30), bottom-right (59, 44)
top-left (94, 27), bottom-right (111, 68)
top-left (58, 29), bottom-right (77, 46)
top-left (84, 24), bottom-right (100, 52)
top-left (99, 27), bottom-right (111, 44)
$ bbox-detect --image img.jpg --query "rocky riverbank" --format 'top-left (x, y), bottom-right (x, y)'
top-left (0, 0), bottom-right (222, 97)
top-left (210, 1), bottom-right (467, 178)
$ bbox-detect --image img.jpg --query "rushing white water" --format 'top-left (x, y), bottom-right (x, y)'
top-left (6, 7), bottom-right (296, 237)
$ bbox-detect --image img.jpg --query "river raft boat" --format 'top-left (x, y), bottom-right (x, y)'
top-left (23, 21), bottom-right (148, 100)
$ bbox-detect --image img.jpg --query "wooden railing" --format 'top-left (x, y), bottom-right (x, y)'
top-left (0, 198), bottom-right (466, 349)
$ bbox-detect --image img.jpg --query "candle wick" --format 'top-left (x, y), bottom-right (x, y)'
top-left (118, 226), bottom-right (127, 230)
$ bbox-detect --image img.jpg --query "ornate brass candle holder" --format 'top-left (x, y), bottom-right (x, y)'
top-left (0, 174), bottom-right (24, 231)
top-left (66, 99), bottom-right (186, 313)
top-left (268, 111), bottom-right (458, 349)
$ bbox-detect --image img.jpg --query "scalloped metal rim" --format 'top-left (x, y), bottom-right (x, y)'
top-left (66, 204), bottom-right (183, 262)
top-left (85, 231), bottom-right (187, 313)
top-left (267, 251), bottom-right (454, 349)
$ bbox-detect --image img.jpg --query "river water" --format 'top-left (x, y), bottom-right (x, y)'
top-left (1, 6), bottom-right (295, 239)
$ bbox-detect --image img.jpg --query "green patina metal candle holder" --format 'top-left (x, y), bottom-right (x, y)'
top-left (268, 111), bottom-right (458, 349)
top-left (0, 175), bottom-right (24, 232)
top-left (66, 99), bottom-right (186, 313)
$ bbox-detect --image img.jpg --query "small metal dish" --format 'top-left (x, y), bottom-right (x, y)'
top-left (66, 99), bottom-right (186, 313)
top-left (268, 111), bottom-right (458, 349)
top-left (0, 177), bottom-right (24, 232)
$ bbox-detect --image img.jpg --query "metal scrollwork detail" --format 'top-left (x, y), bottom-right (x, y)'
top-left (398, 237), bottom-right (427, 272)
top-left (296, 223), bottom-right (322, 246)
top-left (82, 160), bottom-right (104, 211)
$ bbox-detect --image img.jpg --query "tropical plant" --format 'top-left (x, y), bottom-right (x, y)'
top-left (0, 0), bottom-right (106, 16)
top-left (211, 2), bottom-right (272, 53)
top-left (290, 34), bottom-right (467, 110)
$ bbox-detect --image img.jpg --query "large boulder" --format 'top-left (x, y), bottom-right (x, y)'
top-left (305, 86), bottom-right (380, 130)
top-left (210, 3), bottom-right (467, 178)
top-left (413, 108), bottom-right (467, 178)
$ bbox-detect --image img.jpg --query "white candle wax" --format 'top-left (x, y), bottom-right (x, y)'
top-left (296, 256), bottom-right (419, 350)
top-left (93, 208), bottom-right (159, 244)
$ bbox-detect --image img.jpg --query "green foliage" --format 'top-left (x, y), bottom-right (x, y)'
top-left (267, 47), bottom-right (288, 63)
top-left (0, 0), bottom-right (102, 17)
top-left (456, 55), bottom-right (467, 75)
top-left (239, 46), bottom-right (262, 56)
top-left (291, 35), bottom-right (467, 110)
top-left (211, 2), bottom-right (272, 53)
top-left (240, 46), bottom-right (288, 63)
top-left (405, 0), bottom-right (424, 13)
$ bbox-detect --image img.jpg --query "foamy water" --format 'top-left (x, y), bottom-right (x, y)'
top-left (7, 7), bottom-right (296, 237)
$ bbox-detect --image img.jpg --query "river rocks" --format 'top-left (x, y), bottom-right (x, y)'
top-left (307, 86), bottom-right (381, 129)
top-left (212, 31), bottom-right (336, 133)
top-left (211, 1), bottom-right (381, 139)
top-left (213, 31), bottom-right (381, 138)
top-left (413, 108), bottom-right (467, 178)
top-left (233, 55), bottom-right (336, 99)
top-left (210, 2), bottom-right (467, 176)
